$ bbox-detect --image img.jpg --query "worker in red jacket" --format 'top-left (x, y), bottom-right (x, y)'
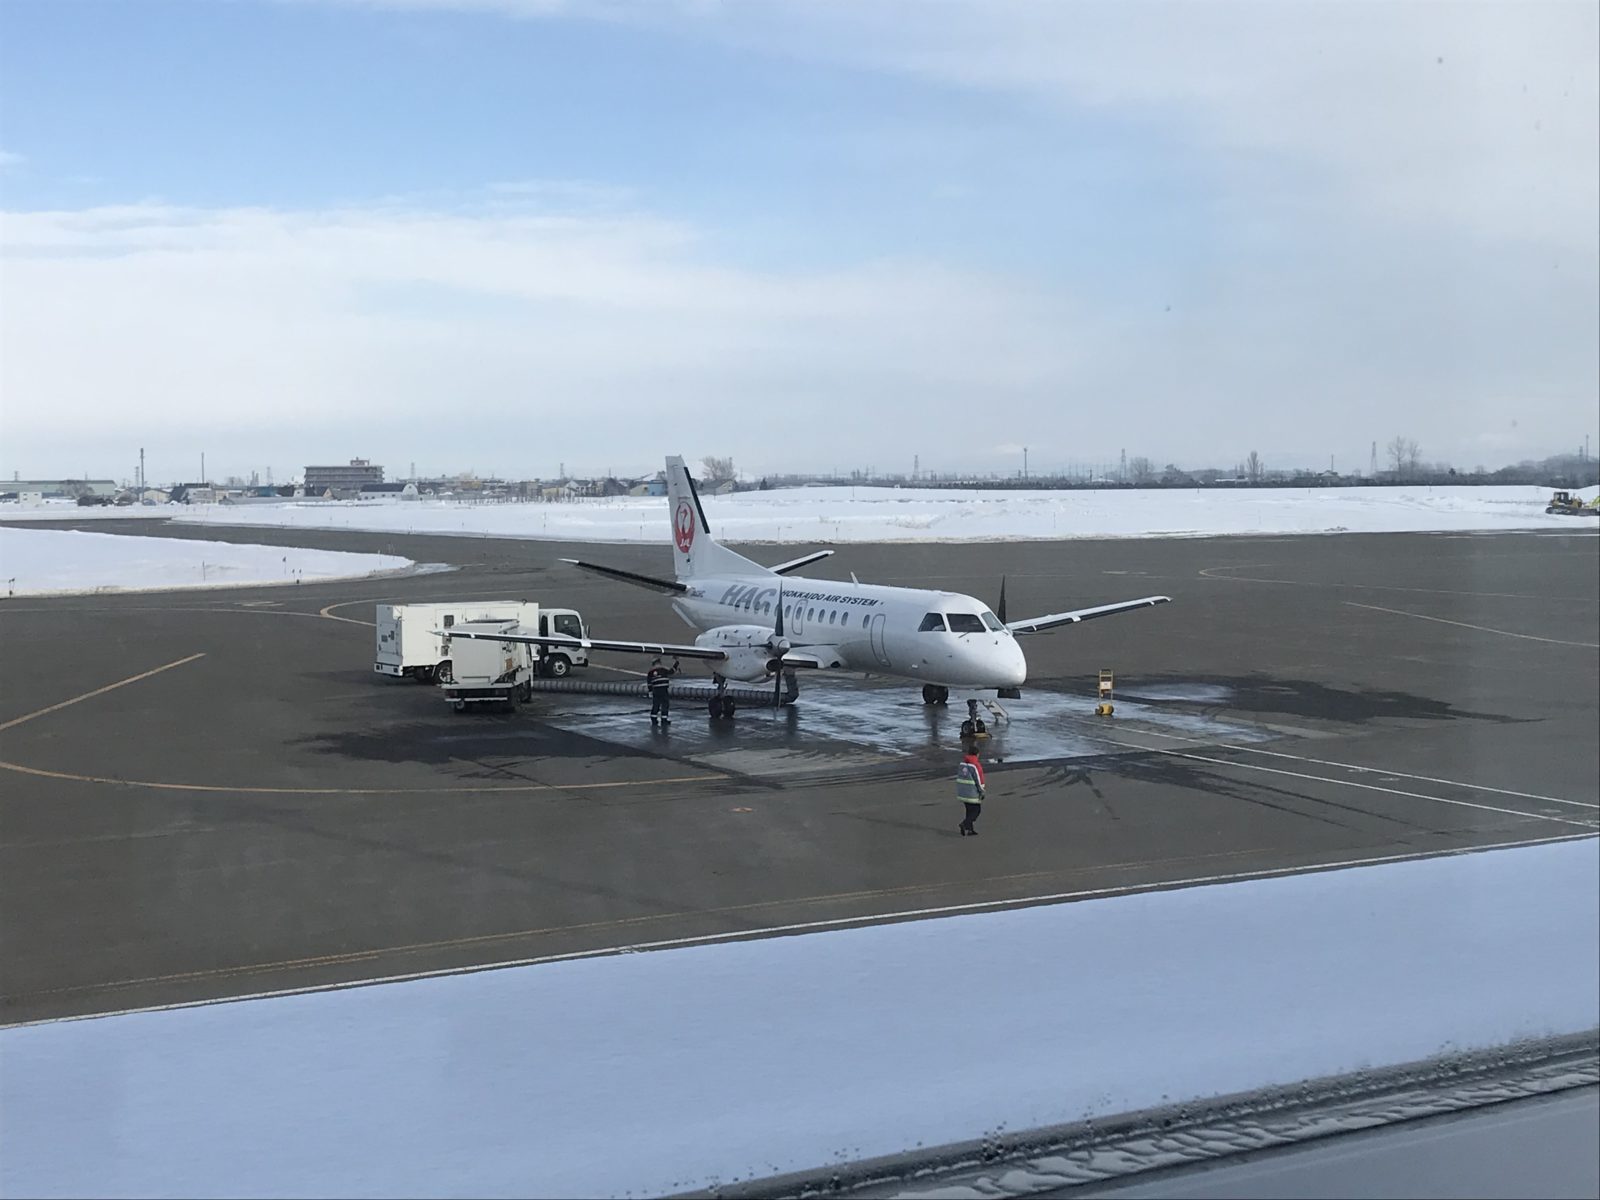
top-left (956, 750), bottom-right (986, 836)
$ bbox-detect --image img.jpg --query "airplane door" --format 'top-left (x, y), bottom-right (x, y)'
top-left (868, 612), bottom-right (891, 667)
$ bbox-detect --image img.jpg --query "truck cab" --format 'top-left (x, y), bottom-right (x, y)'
top-left (535, 609), bottom-right (588, 676)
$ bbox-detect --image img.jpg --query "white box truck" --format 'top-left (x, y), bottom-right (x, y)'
top-left (438, 620), bottom-right (536, 712)
top-left (375, 601), bottom-right (588, 683)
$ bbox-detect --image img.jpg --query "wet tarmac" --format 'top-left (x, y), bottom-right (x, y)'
top-left (1, 522), bottom-right (1595, 1022)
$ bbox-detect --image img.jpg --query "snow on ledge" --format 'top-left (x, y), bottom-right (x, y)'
top-left (2, 837), bottom-right (1594, 1198)
top-left (0, 527), bottom-right (414, 597)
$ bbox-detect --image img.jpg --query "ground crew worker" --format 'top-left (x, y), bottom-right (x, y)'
top-left (647, 656), bottom-right (679, 723)
top-left (956, 749), bottom-right (986, 836)
top-left (959, 698), bottom-right (988, 742)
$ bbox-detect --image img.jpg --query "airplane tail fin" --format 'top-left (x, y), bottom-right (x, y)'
top-left (665, 455), bottom-right (768, 580)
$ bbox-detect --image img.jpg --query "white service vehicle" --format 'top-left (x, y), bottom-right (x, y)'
top-left (375, 601), bottom-right (589, 683)
top-left (437, 620), bottom-right (536, 713)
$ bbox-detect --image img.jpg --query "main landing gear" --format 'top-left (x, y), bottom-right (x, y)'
top-left (921, 684), bottom-right (950, 705)
top-left (709, 673), bottom-right (737, 719)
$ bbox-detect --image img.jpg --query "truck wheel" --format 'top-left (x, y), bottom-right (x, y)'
top-left (452, 700), bottom-right (466, 714)
top-left (416, 666), bottom-right (435, 685)
top-left (438, 661), bottom-right (453, 685)
top-left (546, 655), bottom-right (571, 678)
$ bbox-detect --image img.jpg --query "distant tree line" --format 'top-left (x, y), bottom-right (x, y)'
top-left (746, 446), bottom-right (1599, 492)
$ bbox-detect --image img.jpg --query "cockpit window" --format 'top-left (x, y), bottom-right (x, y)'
top-left (981, 611), bottom-right (1004, 631)
top-left (947, 613), bottom-right (985, 633)
top-left (917, 612), bottom-right (947, 632)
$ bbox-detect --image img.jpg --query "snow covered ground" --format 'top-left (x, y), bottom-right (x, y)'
top-left (5, 485), bottom-right (1595, 543)
top-left (0, 527), bottom-right (414, 597)
top-left (3, 836), bottom-right (1594, 1198)
top-left (139, 483), bottom-right (1600, 543)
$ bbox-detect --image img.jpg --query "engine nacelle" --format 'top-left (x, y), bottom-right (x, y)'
top-left (695, 625), bottom-right (780, 682)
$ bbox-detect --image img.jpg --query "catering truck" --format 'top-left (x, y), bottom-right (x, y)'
top-left (437, 619), bottom-right (539, 712)
top-left (374, 601), bottom-right (588, 683)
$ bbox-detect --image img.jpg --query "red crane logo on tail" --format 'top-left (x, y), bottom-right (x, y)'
top-left (674, 501), bottom-right (696, 553)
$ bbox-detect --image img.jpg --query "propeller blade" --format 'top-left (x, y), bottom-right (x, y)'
top-left (997, 576), bottom-right (1008, 625)
top-left (772, 581), bottom-right (785, 708)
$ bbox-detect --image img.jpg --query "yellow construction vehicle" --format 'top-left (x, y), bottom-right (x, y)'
top-left (1545, 489), bottom-right (1600, 516)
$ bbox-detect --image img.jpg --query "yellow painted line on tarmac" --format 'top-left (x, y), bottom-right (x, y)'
top-left (0, 757), bottom-right (723, 796)
top-left (1345, 601), bottom-right (1600, 649)
top-left (0, 654), bottom-right (207, 734)
top-left (5, 855), bottom-right (1228, 1000)
top-left (317, 598), bottom-right (377, 627)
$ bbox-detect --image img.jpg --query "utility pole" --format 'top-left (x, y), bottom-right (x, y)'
top-left (913, 454), bottom-right (919, 480)
top-left (138, 447), bottom-right (145, 492)
top-left (1023, 447), bottom-right (1029, 480)
top-left (1369, 441), bottom-right (1377, 477)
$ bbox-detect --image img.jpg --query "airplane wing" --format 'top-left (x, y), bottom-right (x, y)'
top-left (770, 550), bottom-right (834, 575)
top-left (438, 628), bottom-right (728, 662)
top-left (558, 558), bottom-right (686, 594)
top-left (1006, 595), bottom-right (1171, 634)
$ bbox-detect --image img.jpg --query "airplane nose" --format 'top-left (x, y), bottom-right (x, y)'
top-left (1007, 641), bottom-right (1028, 687)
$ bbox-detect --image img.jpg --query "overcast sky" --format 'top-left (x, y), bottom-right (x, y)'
top-left (2, 0), bottom-right (1595, 484)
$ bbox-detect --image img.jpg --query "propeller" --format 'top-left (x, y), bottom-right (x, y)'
top-left (997, 576), bottom-right (1008, 625)
top-left (771, 581), bottom-right (787, 708)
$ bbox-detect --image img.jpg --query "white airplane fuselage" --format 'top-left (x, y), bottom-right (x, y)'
top-left (673, 572), bottom-right (1028, 690)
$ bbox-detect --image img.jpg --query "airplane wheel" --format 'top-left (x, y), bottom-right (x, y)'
top-left (709, 696), bottom-right (725, 718)
top-left (922, 684), bottom-right (939, 705)
top-left (724, 701), bottom-right (736, 719)
top-left (935, 686), bottom-right (950, 705)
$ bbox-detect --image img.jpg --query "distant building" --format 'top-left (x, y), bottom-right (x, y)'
top-left (7, 478), bottom-right (118, 499)
top-left (304, 459), bottom-right (383, 496)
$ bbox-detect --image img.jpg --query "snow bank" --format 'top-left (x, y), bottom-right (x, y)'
top-left (0, 528), bottom-right (413, 597)
top-left (3, 837), bottom-right (1594, 1198)
top-left (0, 500), bottom-right (171, 521)
top-left (150, 484), bottom-right (1598, 544)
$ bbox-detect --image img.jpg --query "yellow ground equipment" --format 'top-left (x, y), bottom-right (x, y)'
top-left (1545, 490), bottom-right (1600, 516)
top-left (1096, 669), bottom-right (1115, 716)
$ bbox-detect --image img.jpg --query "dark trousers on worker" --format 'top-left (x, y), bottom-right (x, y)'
top-left (650, 688), bottom-right (671, 718)
top-left (960, 802), bottom-right (981, 833)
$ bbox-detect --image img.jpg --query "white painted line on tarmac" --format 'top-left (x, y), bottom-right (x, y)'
top-left (1078, 731), bottom-right (1598, 830)
top-left (1122, 726), bottom-right (1598, 810)
top-left (13, 831), bottom-right (1595, 1029)
top-left (1345, 601), bottom-right (1600, 649)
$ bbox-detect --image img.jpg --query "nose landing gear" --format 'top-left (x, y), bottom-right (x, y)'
top-left (921, 684), bottom-right (950, 705)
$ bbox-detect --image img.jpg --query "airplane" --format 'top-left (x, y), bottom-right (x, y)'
top-left (441, 455), bottom-right (1171, 717)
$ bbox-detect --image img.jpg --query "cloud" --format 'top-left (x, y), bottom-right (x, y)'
top-left (0, 198), bottom-right (1093, 477)
top-left (711, 1), bottom-right (1598, 257)
top-left (319, 1), bottom-right (1597, 254)
top-left (3, 186), bottom-right (1592, 481)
